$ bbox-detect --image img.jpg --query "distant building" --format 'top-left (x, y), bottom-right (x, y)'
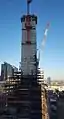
top-left (47, 77), bottom-right (51, 86)
top-left (1, 62), bottom-right (18, 81)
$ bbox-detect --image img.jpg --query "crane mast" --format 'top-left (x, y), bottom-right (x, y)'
top-left (27, 0), bottom-right (32, 15)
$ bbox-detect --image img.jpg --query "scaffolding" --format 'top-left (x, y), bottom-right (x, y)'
top-left (0, 70), bottom-right (49, 119)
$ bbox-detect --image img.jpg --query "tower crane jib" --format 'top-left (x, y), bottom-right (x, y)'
top-left (42, 23), bottom-right (50, 47)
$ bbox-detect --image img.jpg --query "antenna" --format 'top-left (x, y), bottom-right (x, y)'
top-left (27, 0), bottom-right (32, 14)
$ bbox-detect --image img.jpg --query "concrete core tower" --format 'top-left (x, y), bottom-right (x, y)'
top-left (3, 1), bottom-right (42, 119)
top-left (21, 0), bottom-right (37, 75)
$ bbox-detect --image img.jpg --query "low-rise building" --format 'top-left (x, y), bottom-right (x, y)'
top-left (1, 62), bottom-right (18, 81)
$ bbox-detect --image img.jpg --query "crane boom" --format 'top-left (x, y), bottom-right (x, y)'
top-left (38, 23), bottom-right (50, 66)
top-left (42, 23), bottom-right (50, 48)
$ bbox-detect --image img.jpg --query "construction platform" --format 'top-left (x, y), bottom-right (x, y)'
top-left (0, 71), bottom-right (49, 119)
top-left (0, 72), bottom-right (42, 119)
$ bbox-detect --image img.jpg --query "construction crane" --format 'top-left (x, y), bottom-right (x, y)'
top-left (39, 23), bottom-right (50, 119)
top-left (42, 23), bottom-right (50, 49)
top-left (27, 0), bottom-right (32, 14)
top-left (38, 23), bottom-right (50, 64)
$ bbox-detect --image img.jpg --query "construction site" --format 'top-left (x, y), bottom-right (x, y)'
top-left (0, 0), bottom-right (64, 119)
top-left (0, 0), bottom-right (49, 119)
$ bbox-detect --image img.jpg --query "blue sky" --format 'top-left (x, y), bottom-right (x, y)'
top-left (0, 0), bottom-right (64, 80)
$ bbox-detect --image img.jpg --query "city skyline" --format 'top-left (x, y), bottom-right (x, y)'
top-left (0, 0), bottom-right (64, 80)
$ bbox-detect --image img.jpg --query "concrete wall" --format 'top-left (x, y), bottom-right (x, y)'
top-left (21, 15), bottom-right (37, 75)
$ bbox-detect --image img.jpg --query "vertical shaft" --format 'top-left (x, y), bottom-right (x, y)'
top-left (27, 1), bottom-right (29, 14)
top-left (27, 0), bottom-right (32, 15)
top-left (26, 16), bottom-right (31, 43)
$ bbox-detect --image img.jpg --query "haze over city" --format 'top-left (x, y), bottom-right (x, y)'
top-left (0, 0), bottom-right (64, 80)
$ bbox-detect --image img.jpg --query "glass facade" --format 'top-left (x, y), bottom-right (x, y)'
top-left (1, 62), bottom-right (18, 81)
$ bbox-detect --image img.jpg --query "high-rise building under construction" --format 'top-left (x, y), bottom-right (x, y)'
top-left (21, 1), bottom-right (38, 76)
top-left (0, 1), bottom-right (49, 119)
